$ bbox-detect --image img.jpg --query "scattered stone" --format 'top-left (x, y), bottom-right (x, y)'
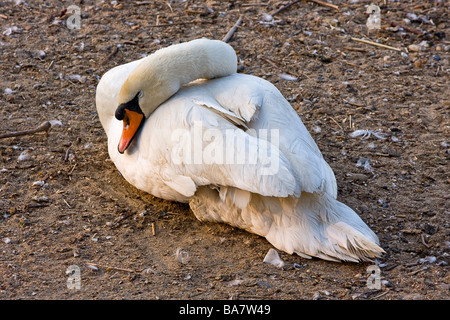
top-left (263, 248), bottom-right (285, 268)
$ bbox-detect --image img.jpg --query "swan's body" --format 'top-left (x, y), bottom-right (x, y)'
top-left (96, 39), bottom-right (384, 262)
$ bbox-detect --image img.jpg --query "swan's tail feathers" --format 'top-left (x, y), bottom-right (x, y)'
top-left (190, 187), bottom-right (384, 263)
top-left (264, 192), bottom-right (384, 262)
top-left (321, 221), bottom-right (385, 262)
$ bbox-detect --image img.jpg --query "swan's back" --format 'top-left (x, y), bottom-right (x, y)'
top-left (162, 73), bottom-right (338, 198)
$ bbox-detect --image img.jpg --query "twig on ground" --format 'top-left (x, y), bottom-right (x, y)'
top-left (308, 0), bottom-right (340, 12)
top-left (86, 262), bottom-right (135, 273)
top-left (63, 199), bottom-right (71, 208)
top-left (372, 291), bottom-right (389, 299)
top-left (147, 21), bottom-right (197, 28)
top-left (241, 3), bottom-right (268, 7)
top-left (47, 60), bottom-right (54, 70)
top-left (27, 203), bottom-right (49, 209)
top-left (103, 46), bottom-right (119, 63)
top-left (340, 60), bottom-right (364, 69)
top-left (0, 121), bottom-right (51, 140)
top-left (135, 1), bottom-right (152, 5)
top-left (110, 212), bottom-right (135, 229)
top-left (222, 16), bottom-right (243, 43)
top-left (343, 99), bottom-right (365, 108)
top-left (261, 56), bottom-right (301, 78)
top-left (350, 37), bottom-right (402, 52)
top-left (343, 46), bottom-right (368, 53)
top-left (270, 0), bottom-right (302, 17)
top-left (420, 234), bottom-right (430, 248)
top-left (329, 116), bottom-right (344, 132)
top-left (270, 0), bottom-right (339, 18)
top-left (381, 17), bottom-right (423, 35)
top-left (261, 56), bottom-right (280, 69)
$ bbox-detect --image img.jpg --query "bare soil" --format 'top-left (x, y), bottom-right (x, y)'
top-left (0, 0), bottom-right (448, 300)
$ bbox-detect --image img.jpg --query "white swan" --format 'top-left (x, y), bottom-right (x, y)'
top-left (96, 39), bottom-right (384, 262)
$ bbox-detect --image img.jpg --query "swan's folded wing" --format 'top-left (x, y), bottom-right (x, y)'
top-left (251, 84), bottom-right (338, 198)
top-left (198, 74), bottom-right (337, 199)
top-left (151, 73), bottom-right (335, 200)
top-left (152, 101), bottom-right (300, 199)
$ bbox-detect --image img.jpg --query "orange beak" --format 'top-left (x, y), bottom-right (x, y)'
top-left (117, 109), bottom-right (144, 154)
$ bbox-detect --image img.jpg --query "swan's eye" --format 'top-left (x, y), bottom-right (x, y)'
top-left (115, 105), bottom-right (126, 120)
top-left (116, 91), bottom-right (143, 121)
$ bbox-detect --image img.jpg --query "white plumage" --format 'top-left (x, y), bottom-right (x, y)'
top-left (96, 39), bottom-right (384, 262)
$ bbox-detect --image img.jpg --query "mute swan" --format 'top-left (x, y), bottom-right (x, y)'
top-left (96, 39), bottom-right (384, 262)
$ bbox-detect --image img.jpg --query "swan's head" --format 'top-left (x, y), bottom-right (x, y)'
top-left (115, 88), bottom-right (145, 154)
top-left (115, 56), bottom-right (167, 154)
top-left (114, 38), bottom-right (237, 154)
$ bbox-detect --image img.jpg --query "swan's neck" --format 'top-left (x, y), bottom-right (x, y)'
top-left (119, 39), bottom-right (237, 118)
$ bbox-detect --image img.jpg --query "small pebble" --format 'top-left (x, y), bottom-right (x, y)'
top-left (312, 126), bottom-right (322, 134)
top-left (256, 281), bottom-right (272, 288)
top-left (278, 73), bottom-right (297, 81)
top-left (32, 180), bottom-right (45, 187)
top-left (4, 88), bottom-right (15, 95)
top-left (406, 13), bottom-right (419, 21)
top-left (261, 13), bottom-right (273, 22)
top-left (408, 44), bottom-right (419, 52)
top-left (402, 294), bottom-right (423, 300)
top-left (419, 40), bottom-right (429, 50)
top-left (418, 256), bottom-right (436, 264)
top-left (32, 195), bottom-right (49, 202)
top-left (2, 26), bottom-right (19, 36)
top-left (32, 50), bottom-right (46, 59)
top-left (413, 60), bottom-right (423, 68)
top-left (226, 279), bottom-right (243, 287)
top-left (86, 263), bottom-right (99, 271)
top-left (49, 119), bottom-right (63, 127)
top-left (18, 149), bottom-right (32, 161)
top-left (263, 248), bottom-right (285, 268)
top-left (176, 248), bottom-right (190, 265)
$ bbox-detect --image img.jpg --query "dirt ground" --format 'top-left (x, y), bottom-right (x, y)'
top-left (0, 0), bottom-right (448, 300)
